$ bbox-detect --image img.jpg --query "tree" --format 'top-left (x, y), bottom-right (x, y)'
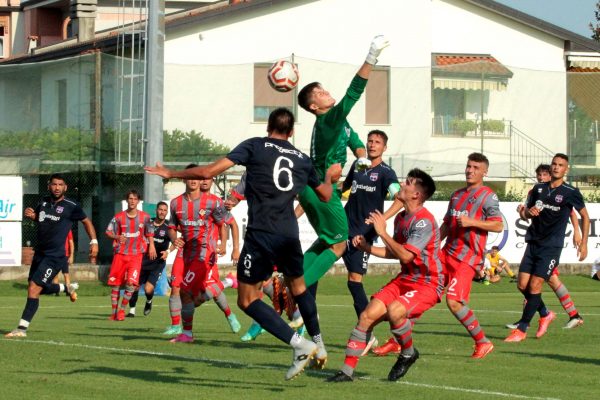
top-left (590, 1), bottom-right (600, 41)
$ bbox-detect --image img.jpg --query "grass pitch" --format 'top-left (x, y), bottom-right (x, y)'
top-left (0, 275), bottom-right (598, 400)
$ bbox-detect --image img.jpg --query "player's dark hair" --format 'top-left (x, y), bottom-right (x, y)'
top-left (267, 107), bottom-right (295, 135)
top-left (368, 129), bottom-right (388, 145)
top-left (157, 201), bottom-right (168, 209)
top-left (491, 245), bottom-right (499, 251)
top-left (298, 82), bottom-right (321, 113)
top-left (185, 163), bottom-right (198, 169)
top-left (535, 164), bottom-right (551, 175)
top-left (125, 189), bottom-right (141, 200)
top-left (407, 168), bottom-right (436, 201)
top-left (48, 173), bottom-right (66, 184)
top-left (468, 152), bottom-right (489, 167)
top-left (553, 153), bottom-right (569, 162)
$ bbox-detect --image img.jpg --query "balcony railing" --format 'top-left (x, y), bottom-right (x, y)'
top-left (432, 117), bottom-right (510, 138)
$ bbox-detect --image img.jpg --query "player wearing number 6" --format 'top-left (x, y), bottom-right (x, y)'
top-left (145, 108), bottom-right (340, 380)
top-left (327, 169), bottom-right (444, 382)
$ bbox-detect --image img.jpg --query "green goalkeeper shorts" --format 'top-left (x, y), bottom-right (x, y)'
top-left (298, 185), bottom-right (348, 245)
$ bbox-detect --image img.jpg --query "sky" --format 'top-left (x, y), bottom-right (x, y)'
top-left (494, 0), bottom-right (598, 38)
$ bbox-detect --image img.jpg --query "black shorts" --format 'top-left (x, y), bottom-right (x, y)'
top-left (29, 254), bottom-right (68, 287)
top-left (518, 243), bottom-right (562, 281)
top-left (237, 229), bottom-right (304, 284)
top-left (139, 267), bottom-right (164, 287)
top-left (342, 237), bottom-right (371, 275)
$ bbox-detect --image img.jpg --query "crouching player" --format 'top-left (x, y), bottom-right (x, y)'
top-left (328, 169), bottom-right (445, 382)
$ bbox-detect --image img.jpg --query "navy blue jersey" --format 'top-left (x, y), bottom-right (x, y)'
top-left (146, 220), bottom-right (171, 254)
top-left (343, 160), bottom-right (398, 239)
top-left (226, 137), bottom-right (321, 238)
top-left (525, 182), bottom-right (585, 247)
top-left (142, 220), bottom-right (170, 270)
top-left (34, 196), bottom-right (87, 257)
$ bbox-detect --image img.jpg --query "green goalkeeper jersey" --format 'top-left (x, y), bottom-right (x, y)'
top-left (310, 75), bottom-right (367, 181)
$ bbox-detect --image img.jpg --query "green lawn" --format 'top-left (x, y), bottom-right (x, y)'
top-left (0, 275), bottom-right (598, 400)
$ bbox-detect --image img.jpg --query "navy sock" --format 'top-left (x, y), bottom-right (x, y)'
top-left (307, 282), bottom-right (318, 300)
top-left (20, 297), bottom-right (40, 327)
top-left (519, 292), bottom-right (542, 331)
top-left (146, 292), bottom-right (154, 303)
top-left (537, 299), bottom-right (549, 318)
top-left (129, 290), bottom-right (140, 308)
top-left (294, 290), bottom-right (320, 337)
top-left (244, 299), bottom-right (294, 344)
top-left (347, 280), bottom-right (368, 318)
top-left (40, 283), bottom-right (61, 295)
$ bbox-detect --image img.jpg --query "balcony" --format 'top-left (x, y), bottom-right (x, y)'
top-left (432, 117), bottom-right (510, 138)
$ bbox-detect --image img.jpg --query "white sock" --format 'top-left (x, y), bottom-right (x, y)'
top-left (222, 278), bottom-right (234, 289)
top-left (289, 332), bottom-right (303, 347)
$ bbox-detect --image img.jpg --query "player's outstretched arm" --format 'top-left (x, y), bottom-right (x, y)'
top-left (145, 158), bottom-right (235, 180)
top-left (357, 35), bottom-right (389, 79)
top-left (382, 193), bottom-right (404, 220)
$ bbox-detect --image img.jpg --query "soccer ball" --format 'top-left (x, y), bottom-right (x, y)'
top-left (267, 60), bottom-right (299, 92)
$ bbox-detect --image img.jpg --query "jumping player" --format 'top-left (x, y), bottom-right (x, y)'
top-left (146, 107), bottom-right (339, 380)
top-left (505, 154), bottom-right (589, 342)
top-left (5, 173), bottom-right (98, 338)
top-left (296, 35), bottom-right (389, 290)
top-left (327, 169), bottom-right (444, 382)
top-left (105, 190), bottom-right (155, 321)
top-left (441, 153), bottom-right (502, 359)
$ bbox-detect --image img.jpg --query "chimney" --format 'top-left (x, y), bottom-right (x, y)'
top-left (70, 0), bottom-right (97, 42)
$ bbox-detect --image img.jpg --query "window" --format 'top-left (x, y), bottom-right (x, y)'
top-left (0, 25), bottom-right (5, 58)
top-left (253, 64), bottom-right (295, 122)
top-left (365, 67), bottom-right (390, 124)
top-left (57, 79), bottom-right (67, 128)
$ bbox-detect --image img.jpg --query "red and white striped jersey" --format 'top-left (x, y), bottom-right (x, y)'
top-left (106, 210), bottom-right (153, 255)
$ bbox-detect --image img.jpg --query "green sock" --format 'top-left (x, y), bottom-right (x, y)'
top-left (304, 249), bottom-right (338, 287)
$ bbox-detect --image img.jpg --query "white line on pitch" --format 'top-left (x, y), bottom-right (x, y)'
top-left (0, 338), bottom-right (561, 400)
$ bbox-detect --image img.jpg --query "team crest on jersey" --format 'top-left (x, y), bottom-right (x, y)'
top-left (344, 126), bottom-right (351, 137)
top-left (159, 230), bottom-right (165, 237)
top-left (139, 223), bottom-right (144, 228)
top-left (555, 195), bottom-right (563, 203)
top-left (468, 196), bottom-right (477, 204)
top-left (56, 206), bottom-right (64, 214)
top-left (369, 172), bottom-right (378, 182)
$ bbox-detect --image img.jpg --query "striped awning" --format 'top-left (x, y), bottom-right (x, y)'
top-left (432, 54), bottom-right (513, 91)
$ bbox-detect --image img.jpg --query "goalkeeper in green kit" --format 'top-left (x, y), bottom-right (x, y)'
top-left (297, 35), bottom-right (389, 290)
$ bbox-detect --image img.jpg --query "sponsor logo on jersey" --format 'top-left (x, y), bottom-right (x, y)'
top-left (415, 219), bottom-right (427, 228)
top-left (182, 220), bottom-right (205, 227)
top-left (38, 210), bottom-right (61, 222)
top-left (369, 172), bottom-right (378, 182)
top-left (555, 194), bottom-right (563, 203)
top-left (450, 209), bottom-right (469, 217)
top-left (56, 206), bottom-right (64, 214)
top-left (538, 188), bottom-right (543, 193)
top-left (264, 142), bottom-right (304, 158)
top-left (124, 231), bottom-right (141, 238)
top-left (344, 126), bottom-right (351, 138)
top-left (139, 223), bottom-right (145, 229)
top-left (199, 209), bottom-right (206, 216)
top-left (352, 182), bottom-right (376, 193)
top-left (534, 200), bottom-right (560, 212)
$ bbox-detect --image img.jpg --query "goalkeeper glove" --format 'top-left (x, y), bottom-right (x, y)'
top-left (365, 35), bottom-right (390, 65)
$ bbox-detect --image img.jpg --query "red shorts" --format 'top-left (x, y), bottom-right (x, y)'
top-left (204, 264), bottom-right (224, 299)
top-left (108, 253), bottom-right (143, 287)
top-left (170, 254), bottom-right (185, 288)
top-left (181, 259), bottom-right (215, 297)
top-left (372, 278), bottom-right (440, 320)
top-left (444, 254), bottom-right (476, 304)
